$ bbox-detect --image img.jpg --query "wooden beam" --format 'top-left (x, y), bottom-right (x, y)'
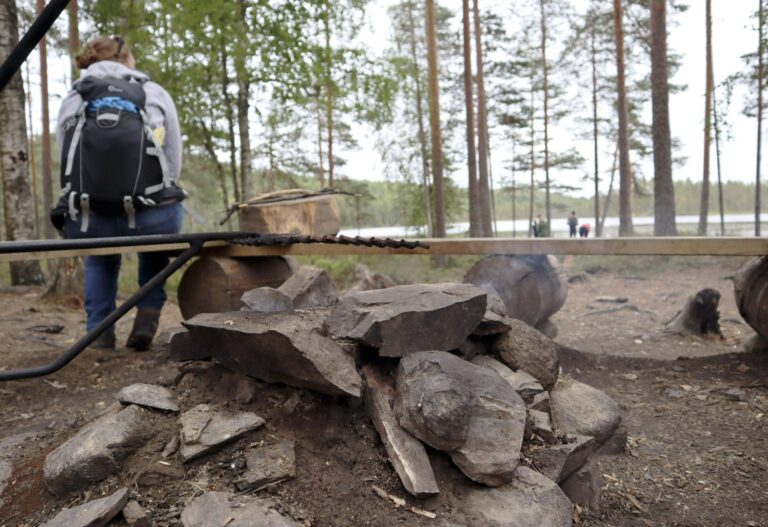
top-left (0, 237), bottom-right (765, 263)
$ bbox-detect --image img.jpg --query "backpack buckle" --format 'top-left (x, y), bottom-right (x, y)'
top-left (123, 196), bottom-right (136, 229)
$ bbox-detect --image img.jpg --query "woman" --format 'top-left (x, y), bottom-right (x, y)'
top-left (55, 36), bottom-right (184, 351)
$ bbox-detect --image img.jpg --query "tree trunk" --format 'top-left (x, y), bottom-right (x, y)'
top-left (425, 0), bottom-right (446, 238)
top-left (37, 0), bottom-right (54, 240)
top-left (539, 0), bottom-right (552, 234)
top-left (236, 0), bottom-right (252, 200)
top-left (68, 0), bottom-right (79, 83)
top-left (323, 10), bottom-right (335, 188)
top-left (599, 145), bottom-right (619, 236)
top-left (528, 71), bottom-right (536, 237)
top-left (698, 0), bottom-right (715, 236)
top-left (218, 41), bottom-right (240, 205)
top-left (24, 63), bottom-right (39, 233)
top-left (650, 0), bottom-right (677, 236)
top-left (591, 22), bottom-right (600, 237)
top-left (613, 0), bottom-right (633, 236)
top-left (407, 0), bottom-right (433, 237)
top-left (734, 257), bottom-right (768, 339)
top-left (315, 94), bottom-right (325, 189)
top-left (199, 119), bottom-right (230, 212)
top-left (0, 0), bottom-right (44, 284)
top-left (713, 82), bottom-right (726, 236)
top-left (473, 0), bottom-right (492, 236)
top-left (462, 0), bottom-right (480, 237)
top-left (756, 0), bottom-right (764, 237)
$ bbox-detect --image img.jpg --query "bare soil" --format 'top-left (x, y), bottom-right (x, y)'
top-left (0, 256), bottom-right (766, 526)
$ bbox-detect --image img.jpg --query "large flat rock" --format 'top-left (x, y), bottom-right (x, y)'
top-left (241, 287), bottom-right (294, 313)
top-left (44, 406), bottom-right (153, 497)
top-left (41, 487), bottom-right (128, 527)
top-left (362, 365), bottom-right (439, 498)
top-left (180, 404), bottom-right (265, 462)
top-left (278, 265), bottom-right (339, 308)
top-left (470, 356), bottom-right (544, 404)
top-left (181, 491), bottom-right (300, 527)
top-left (116, 383), bottom-right (179, 412)
top-left (529, 434), bottom-right (597, 482)
top-left (491, 319), bottom-right (560, 391)
top-left (184, 310), bottom-right (362, 397)
top-left (462, 466), bottom-right (572, 527)
top-left (395, 351), bottom-right (526, 487)
top-left (324, 283), bottom-right (487, 357)
top-left (551, 377), bottom-right (621, 443)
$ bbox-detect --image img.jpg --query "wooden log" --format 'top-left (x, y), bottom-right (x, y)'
top-left (177, 256), bottom-right (296, 319)
top-left (665, 288), bottom-right (722, 336)
top-left (463, 255), bottom-right (567, 327)
top-left (238, 194), bottom-right (340, 235)
top-left (734, 257), bottom-right (768, 339)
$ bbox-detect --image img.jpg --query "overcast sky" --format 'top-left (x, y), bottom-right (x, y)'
top-left (26, 1), bottom-right (763, 197)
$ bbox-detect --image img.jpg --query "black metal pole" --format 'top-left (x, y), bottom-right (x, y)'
top-left (0, 0), bottom-right (71, 93)
top-left (0, 241), bottom-right (202, 381)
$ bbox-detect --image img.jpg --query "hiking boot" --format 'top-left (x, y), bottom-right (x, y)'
top-left (89, 331), bottom-right (116, 351)
top-left (126, 308), bottom-right (161, 352)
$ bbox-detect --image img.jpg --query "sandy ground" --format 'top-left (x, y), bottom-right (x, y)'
top-left (0, 256), bottom-right (765, 526)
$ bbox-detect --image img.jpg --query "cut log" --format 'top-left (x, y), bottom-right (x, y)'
top-left (238, 194), bottom-right (340, 236)
top-left (464, 255), bottom-right (567, 327)
top-left (178, 256), bottom-right (296, 319)
top-left (665, 288), bottom-right (722, 336)
top-left (734, 257), bottom-right (768, 339)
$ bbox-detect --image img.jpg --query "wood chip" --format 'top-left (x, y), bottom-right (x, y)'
top-left (371, 486), bottom-right (436, 519)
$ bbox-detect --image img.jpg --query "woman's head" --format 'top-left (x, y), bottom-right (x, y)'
top-left (75, 36), bottom-right (135, 70)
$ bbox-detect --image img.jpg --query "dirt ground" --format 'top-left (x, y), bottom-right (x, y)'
top-left (0, 256), bottom-right (766, 526)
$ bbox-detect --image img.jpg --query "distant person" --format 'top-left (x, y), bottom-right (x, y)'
top-left (534, 214), bottom-right (549, 238)
top-left (579, 223), bottom-right (591, 238)
top-left (567, 211), bottom-right (578, 238)
top-left (53, 36), bottom-right (186, 351)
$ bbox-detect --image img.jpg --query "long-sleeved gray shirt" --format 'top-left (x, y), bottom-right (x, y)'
top-left (55, 60), bottom-right (182, 183)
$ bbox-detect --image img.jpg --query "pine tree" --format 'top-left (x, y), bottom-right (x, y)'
top-left (614, 0), bottom-right (634, 235)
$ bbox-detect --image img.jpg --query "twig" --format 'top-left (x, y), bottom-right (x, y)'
top-left (371, 485), bottom-right (437, 519)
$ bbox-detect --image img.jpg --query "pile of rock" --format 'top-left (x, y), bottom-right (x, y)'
top-left (34, 255), bottom-right (624, 526)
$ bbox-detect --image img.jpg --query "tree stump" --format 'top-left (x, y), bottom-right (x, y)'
top-left (665, 288), bottom-right (722, 336)
top-left (734, 257), bottom-right (768, 340)
top-left (177, 256), bottom-right (296, 319)
top-left (463, 255), bottom-right (567, 327)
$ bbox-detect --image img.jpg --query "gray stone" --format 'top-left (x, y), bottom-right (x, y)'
top-left (596, 424), bottom-right (628, 456)
top-left (560, 459), bottom-right (602, 514)
top-left (0, 433), bottom-right (35, 506)
top-left (530, 434), bottom-right (596, 482)
top-left (181, 491), bottom-right (300, 527)
top-left (470, 356), bottom-right (544, 404)
top-left (347, 263), bottom-right (397, 293)
top-left (184, 310), bottom-right (362, 397)
top-left (527, 409), bottom-right (557, 444)
top-left (550, 377), bottom-right (621, 443)
top-left (122, 500), bottom-right (151, 527)
top-left (241, 287), bottom-right (294, 313)
top-left (116, 383), bottom-right (179, 412)
top-left (395, 351), bottom-right (526, 486)
top-left (180, 404), bottom-right (266, 462)
top-left (492, 319), bottom-right (560, 391)
top-left (535, 318), bottom-right (559, 339)
top-left (133, 463), bottom-right (184, 487)
top-left (235, 441), bottom-right (296, 491)
top-left (44, 406), bottom-right (153, 497)
top-left (462, 466), bottom-right (572, 527)
top-left (455, 338), bottom-right (488, 361)
top-left (41, 487), bottom-right (128, 527)
top-left (528, 391), bottom-right (551, 413)
top-left (278, 265), bottom-right (339, 308)
top-left (744, 333), bottom-right (768, 353)
top-left (324, 283), bottom-right (487, 357)
top-left (362, 365), bottom-right (439, 498)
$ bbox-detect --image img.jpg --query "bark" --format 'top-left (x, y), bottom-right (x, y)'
top-left (0, 0), bottom-right (44, 284)
top-left (407, 0), bottom-right (433, 237)
top-left (539, 0), bottom-right (552, 234)
top-left (473, 0), bottom-right (492, 236)
top-left (425, 0), bottom-right (446, 238)
top-left (236, 0), bottom-right (253, 199)
top-left (24, 64), bottom-right (39, 232)
top-left (650, 0), bottom-right (677, 236)
top-left (599, 145), bottom-right (619, 237)
top-left (68, 0), bottom-right (79, 83)
top-left (462, 0), bottom-right (480, 237)
top-left (198, 119), bottom-right (230, 211)
top-left (613, 0), bottom-right (633, 235)
top-left (37, 0), bottom-right (54, 239)
top-left (699, 0), bottom-right (714, 236)
top-left (756, 0), bottom-right (764, 237)
top-left (315, 93), bottom-right (325, 189)
top-left (323, 10), bottom-right (335, 188)
top-left (591, 22), bottom-right (600, 237)
top-left (219, 40), bottom-right (240, 204)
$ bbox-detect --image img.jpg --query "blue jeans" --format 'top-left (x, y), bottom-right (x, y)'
top-left (64, 203), bottom-right (184, 333)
